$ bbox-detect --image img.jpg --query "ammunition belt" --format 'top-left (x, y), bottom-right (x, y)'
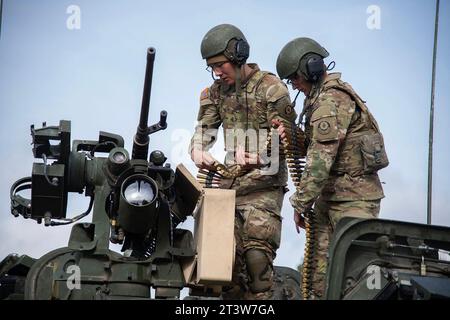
top-left (196, 120), bottom-right (290, 188)
top-left (301, 208), bottom-right (317, 299)
top-left (195, 123), bottom-right (284, 188)
top-left (275, 121), bottom-right (317, 299)
top-left (196, 167), bottom-right (227, 189)
top-left (196, 162), bottom-right (244, 189)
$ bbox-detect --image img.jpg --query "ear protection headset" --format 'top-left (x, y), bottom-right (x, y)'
top-left (301, 53), bottom-right (325, 83)
top-left (224, 38), bottom-right (250, 66)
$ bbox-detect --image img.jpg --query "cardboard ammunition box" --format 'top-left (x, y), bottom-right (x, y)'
top-left (182, 187), bottom-right (235, 288)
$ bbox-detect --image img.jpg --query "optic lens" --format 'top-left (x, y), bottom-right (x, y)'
top-left (112, 151), bottom-right (127, 164)
top-left (123, 178), bottom-right (155, 206)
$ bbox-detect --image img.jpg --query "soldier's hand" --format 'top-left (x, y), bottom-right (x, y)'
top-left (294, 211), bottom-right (306, 234)
top-left (191, 149), bottom-right (217, 171)
top-left (271, 119), bottom-right (287, 140)
top-left (235, 145), bottom-right (262, 169)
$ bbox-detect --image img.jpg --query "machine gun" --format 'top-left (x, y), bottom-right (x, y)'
top-left (3, 47), bottom-right (197, 300)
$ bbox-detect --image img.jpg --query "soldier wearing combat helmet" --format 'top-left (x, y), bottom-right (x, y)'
top-left (189, 24), bottom-right (297, 299)
top-left (276, 37), bottom-right (389, 299)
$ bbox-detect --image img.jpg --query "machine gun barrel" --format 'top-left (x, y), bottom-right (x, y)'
top-left (132, 47), bottom-right (156, 160)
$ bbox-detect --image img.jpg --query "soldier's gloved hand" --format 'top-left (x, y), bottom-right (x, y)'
top-left (235, 145), bottom-right (262, 170)
top-left (191, 149), bottom-right (217, 171)
top-left (294, 211), bottom-right (306, 234)
top-left (289, 192), bottom-right (314, 234)
top-left (271, 119), bottom-right (287, 140)
top-left (293, 201), bottom-right (314, 234)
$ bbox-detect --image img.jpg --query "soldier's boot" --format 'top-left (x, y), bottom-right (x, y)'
top-left (244, 249), bottom-right (274, 300)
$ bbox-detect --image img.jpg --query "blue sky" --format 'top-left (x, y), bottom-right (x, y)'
top-left (0, 0), bottom-right (449, 272)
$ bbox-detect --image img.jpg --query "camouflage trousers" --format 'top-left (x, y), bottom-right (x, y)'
top-left (222, 187), bottom-right (284, 300)
top-left (308, 197), bottom-right (380, 299)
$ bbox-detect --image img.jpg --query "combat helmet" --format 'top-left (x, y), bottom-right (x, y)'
top-left (200, 24), bottom-right (250, 66)
top-left (276, 37), bottom-right (329, 81)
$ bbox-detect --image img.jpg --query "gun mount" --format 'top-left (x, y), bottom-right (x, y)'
top-left (4, 47), bottom-right (196, 300)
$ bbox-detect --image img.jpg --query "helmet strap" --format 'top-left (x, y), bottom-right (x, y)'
top-left (235, 64), bottom-right (242, 102)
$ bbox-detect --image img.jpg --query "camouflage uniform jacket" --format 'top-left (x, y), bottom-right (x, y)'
top-left (290, 73), bottom-right (385, 212)
top-left (190, 64), bottom-right (297, 199)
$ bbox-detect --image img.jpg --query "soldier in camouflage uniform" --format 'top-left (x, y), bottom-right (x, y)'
top-left (189, 24), bottom-right (297, 299)
top-left (275, 38), bottom-right (389, 299)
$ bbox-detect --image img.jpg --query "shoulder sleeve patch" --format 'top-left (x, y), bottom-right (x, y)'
top-left (312, 116), bottom-right (338, 142)
top-left (200, 87), bottom-right (215, 107)
top-left (200, 87), bottom-right (209, 101)
top-left (311, 98), bottom-right (338, 142)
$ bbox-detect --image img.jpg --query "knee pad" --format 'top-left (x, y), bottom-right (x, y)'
top-left (245, 249), bottom-right (273, 293)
